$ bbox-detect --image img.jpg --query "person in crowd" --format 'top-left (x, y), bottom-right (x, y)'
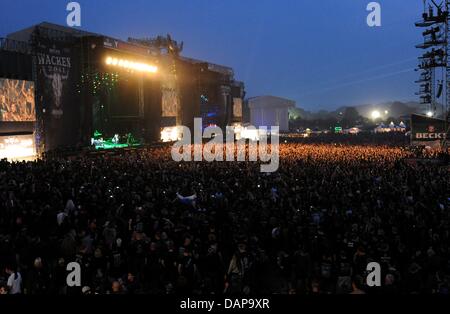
top-left (5, 266), bottom-right (22, 295)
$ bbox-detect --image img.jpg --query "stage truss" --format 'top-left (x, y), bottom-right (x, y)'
top-left (416, 0), bottom-right (450, 147)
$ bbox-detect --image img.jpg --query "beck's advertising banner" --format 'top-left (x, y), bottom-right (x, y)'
top-left (411, 114), bottom-right (449, 147)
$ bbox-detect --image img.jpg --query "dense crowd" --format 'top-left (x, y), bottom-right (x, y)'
top-left (0, 137), bottom-right (449, 295)
top-left (281, 132), bottom-right (411, 147)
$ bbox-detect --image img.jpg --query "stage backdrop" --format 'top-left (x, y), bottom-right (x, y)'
top-left (161, 72), bottom-right (179, 118)
top-left (411, 114), bottom-right (449, 147)
top-left (233, 98), bottom-right (243, 119)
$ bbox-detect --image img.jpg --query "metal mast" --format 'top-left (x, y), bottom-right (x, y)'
top-left (415, 0), bottom-right (450, 147)
top-left (446, 0), bottom-right (450, 145)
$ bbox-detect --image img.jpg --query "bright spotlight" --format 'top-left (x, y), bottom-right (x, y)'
top-left (105, 56), bottom-right (158, 74)
top-left (371, 110), bottom-right (381, 120)
top-left (161, 126), bottom-right (182, 142)
top-left (426, 111), bottom-right (433, 117)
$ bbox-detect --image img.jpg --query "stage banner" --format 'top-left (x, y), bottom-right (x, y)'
top-left (36, 42), bottom-right (72, 118)
top-left (233, 97), bottom-right (243, 118)
top-left (33, 33), bottom-right (81, 150)
top-left (0, 78), bottom-right (35, 122)
top-left (161, 73), bottom-right (179, 118)
top-left (411, 114), bottom-right (449, 147)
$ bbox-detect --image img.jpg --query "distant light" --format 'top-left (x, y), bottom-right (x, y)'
top-left (371, 110), bottom-right (381, 120)
top-left (161, 126), bottom-right (182, 142)
top-left (240, 128), bottom-right (261, 141)
top-left (384, 110), bottom-right (389, 115)
top-left (105, 56), bottom-right (158, 74)
top-left (426, 111), bottom-right (433, 117)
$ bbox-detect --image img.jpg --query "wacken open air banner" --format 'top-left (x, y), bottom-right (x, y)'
top-left (33, 32), bottom-right (80, 151)
top-left (35, 41), bottom-right (72, 118)
top-left (411, 114), bottom-right (449, 147)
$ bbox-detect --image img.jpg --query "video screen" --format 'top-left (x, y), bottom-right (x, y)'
top-left (0, 133), bottom-right (36, 160)
top-left (0, 78), bottom-right (36, 122)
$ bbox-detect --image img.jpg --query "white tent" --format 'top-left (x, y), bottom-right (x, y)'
top-left (248, 96), bottom-right (295, 132)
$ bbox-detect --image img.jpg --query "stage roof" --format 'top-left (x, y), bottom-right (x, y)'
top-left (7, 22), bottom-right (235, 77)
top-left (7, 22), bottom-right (99, 42)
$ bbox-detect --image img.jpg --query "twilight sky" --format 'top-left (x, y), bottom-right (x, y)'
top-left (0, 0), bottom-right (422, 111)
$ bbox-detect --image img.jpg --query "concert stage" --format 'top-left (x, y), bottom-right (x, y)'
top-left (0, 22), bottom-right (245, 158)
top-left (91, 131), bottom-right (142, 150)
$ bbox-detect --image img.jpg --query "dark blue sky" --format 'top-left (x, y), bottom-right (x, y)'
top-left (0, 0), bottom-right (422, 111)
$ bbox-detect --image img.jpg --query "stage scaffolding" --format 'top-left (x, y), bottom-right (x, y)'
top-left (416, 0), bottom-right (450, 147)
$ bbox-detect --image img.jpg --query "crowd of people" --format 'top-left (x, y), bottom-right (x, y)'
top-left (0, 79), bottom-right (35, 122)
top-left (0, 137), bottom-right (449, 295)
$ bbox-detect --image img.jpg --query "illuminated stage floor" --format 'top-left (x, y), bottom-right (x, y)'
top-left (94, 143), bottom-right (142, 150)
top-left (92, 132), bottom-right (142, 151)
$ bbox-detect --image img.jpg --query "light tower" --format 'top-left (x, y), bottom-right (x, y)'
top-left (415, 0), bottom-right (450, 147)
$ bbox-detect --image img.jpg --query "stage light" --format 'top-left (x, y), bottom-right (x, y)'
top-left (105, 56), bottom-right (158, 74)
top-left (240, 128), bottom-right (262, 141)
top-left (371, 110), bottom-right (381, 120)
top-left (161, 126), bottom-right (182, 142)
top-left (426, 111), bottom-right (434, 117)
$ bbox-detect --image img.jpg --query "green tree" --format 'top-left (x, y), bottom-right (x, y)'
top-left (341, 107), bottom-right (361, 128)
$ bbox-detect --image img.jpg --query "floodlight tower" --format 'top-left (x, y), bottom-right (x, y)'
top-left (416, 0), bottom-right (450, 147)
top-left (445, 1), bottom-right (450, 122)
top-left (443, 0), bottom-right (450, 147)
top-left (416, 1), bottom-right (447, 114)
